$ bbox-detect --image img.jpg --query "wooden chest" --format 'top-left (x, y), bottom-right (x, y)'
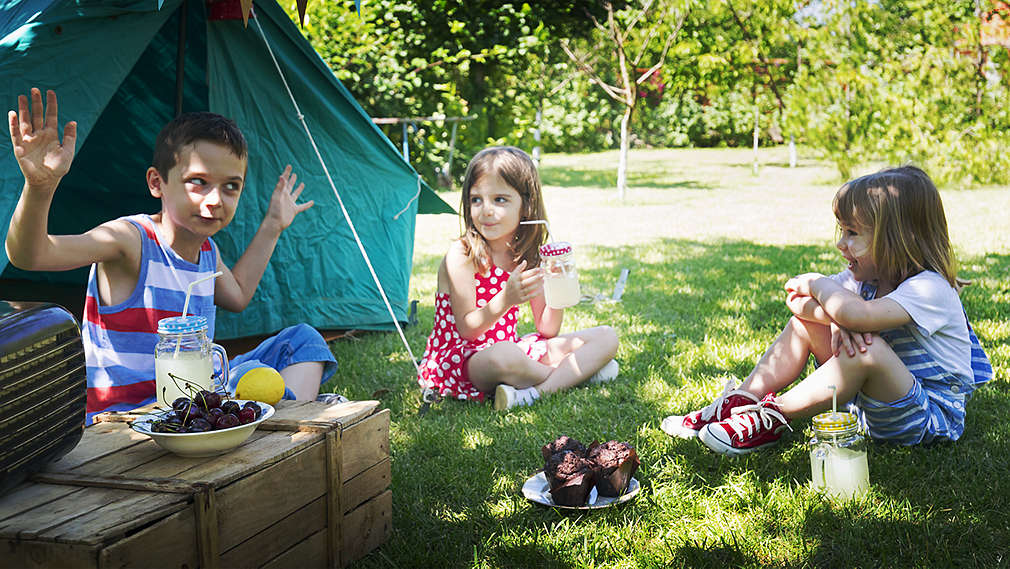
top-left (0, 400), bottom-right (391, 568)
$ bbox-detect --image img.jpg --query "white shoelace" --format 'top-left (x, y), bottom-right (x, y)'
top-left (723, 400), bottom-right (792, 440)
top-left (697, 379), bottom-right (745, 421)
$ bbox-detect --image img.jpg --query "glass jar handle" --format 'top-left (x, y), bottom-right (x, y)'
top-left (211, 343), bottom-right (229, 392)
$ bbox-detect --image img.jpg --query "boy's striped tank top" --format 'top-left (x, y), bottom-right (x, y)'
top-left (82, 214), bottom-right (218, 424)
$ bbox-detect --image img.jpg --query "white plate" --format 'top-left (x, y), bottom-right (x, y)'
top-left (130, 400), bottom-right (274, 457)
top-left (522, 471), bottom-right (641, 510)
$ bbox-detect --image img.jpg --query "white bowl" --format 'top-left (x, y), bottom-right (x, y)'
top-left (130, 400), bottom-right (275, 457)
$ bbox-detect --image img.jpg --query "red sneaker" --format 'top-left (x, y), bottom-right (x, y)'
top-left (699, 393), bottom-right (792, 456)
top-left (660, 380), bottom-right (760, 439)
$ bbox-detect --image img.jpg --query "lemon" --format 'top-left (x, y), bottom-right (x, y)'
top-left (234, 366), bottom-right (285, 405)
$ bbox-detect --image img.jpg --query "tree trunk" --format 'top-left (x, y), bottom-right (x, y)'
top-left (617, 104), bottom-right (633, 200)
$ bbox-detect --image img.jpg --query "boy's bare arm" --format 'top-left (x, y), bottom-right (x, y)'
top-left (215, 166), bottom-right (313, 312)
top-left (6, 89), bottom-right (133, 271)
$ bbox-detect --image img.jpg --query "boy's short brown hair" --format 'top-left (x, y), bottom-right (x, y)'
top-left (152, 112), bottom-right (247, 177)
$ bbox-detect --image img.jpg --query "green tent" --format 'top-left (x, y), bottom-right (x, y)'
top-left (0, 0), bottom-right (453, 339)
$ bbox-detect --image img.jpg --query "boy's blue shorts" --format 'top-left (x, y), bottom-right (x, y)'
top-left (226, 323), bottom-right (338, 400)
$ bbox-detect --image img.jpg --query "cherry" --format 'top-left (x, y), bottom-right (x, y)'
top-left (238, 407), bottom-right (256, 425)
top-left (195, 390), bottom-right (222, 410)
top-left (242, 401), bottom-right (262, 419)
top-left (186, 418), bottom-right (213, 432)
top-left (206, 407), bottom-right (225, 427)
top-left (221, 401), bottom-right (241, 415)
top-left (175, 402), bottom-right (206, 423)
top-left (172, 397), bottom-right (193, 412)
top-left (216, 413), bottom-right (240, 429)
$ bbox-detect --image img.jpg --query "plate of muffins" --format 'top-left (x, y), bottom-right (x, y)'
top-left (523, 435), bottom-right (641, 510)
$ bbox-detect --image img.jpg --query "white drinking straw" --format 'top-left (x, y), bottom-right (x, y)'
top-left (829, 384), bottom-right (838, 415)
top-left (520, 219), bottom-right (552, 242)
top-left (174, 271), bottom-right (223, 358)
top-left (181, 271), bottom-right (223, 319)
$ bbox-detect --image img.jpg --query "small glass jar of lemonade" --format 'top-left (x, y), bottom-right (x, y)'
top-left (809, 411), bottom-right (869, 499)
top-left (154, 316), bottom-right (228, 408)
top-left (539, 241), bottom-right (581, 309)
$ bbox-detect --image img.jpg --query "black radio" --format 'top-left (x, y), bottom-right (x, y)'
top-left (0, 301), bottom-right (87, 495)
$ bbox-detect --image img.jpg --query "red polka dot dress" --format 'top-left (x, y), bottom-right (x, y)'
top-left (417, 265), bottom-right (549, 401)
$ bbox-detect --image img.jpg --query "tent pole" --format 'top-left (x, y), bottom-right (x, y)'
top-left (175, 0), bottom-right (188, 117)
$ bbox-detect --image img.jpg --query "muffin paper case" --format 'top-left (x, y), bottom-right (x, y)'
top-left (587, 441), bottom-right (641, 497)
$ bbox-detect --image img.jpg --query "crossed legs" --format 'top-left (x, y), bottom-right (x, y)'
top-left (466, 325), bottom-right (618, 395)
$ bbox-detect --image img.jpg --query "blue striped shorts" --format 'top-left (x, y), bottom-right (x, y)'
top-left (850, 324), bottom-right (991, 445)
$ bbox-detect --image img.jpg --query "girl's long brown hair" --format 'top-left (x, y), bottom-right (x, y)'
top-left (832, 165), bottom-right (957, 288)
top-left (459, 147), bottom-right (548, 274)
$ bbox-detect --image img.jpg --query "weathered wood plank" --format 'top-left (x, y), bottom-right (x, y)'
top-left (38, 492), bottom-right (189, 544)
top-left (42, 422), bottom-right (150, 473)
top-left (219, 497), bottom-right (326, 569)
top-left (343, 457), bottom-right (391, 514)
top-left (340, 409), bottom-right (390, 480)
top-left (2, 539), bottom-right (98, 568)
top-left (99, 506), bottom-right (199, 569)
top-left (0, 487), bottom-right (141, 541)
top-left (341, 490), bottom-right (392, 567)
top-left (0, 483), bottom-right (82, 526)
top-left (193, 484), bottom-right (219, 569)
top-left (260, 528), bottom-right (328, 569)
top-left (268, 400), bottom-right (379, 427)
top-left (215, 443), bottom-right (327, 552)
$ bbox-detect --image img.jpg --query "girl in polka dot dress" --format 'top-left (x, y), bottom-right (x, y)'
top-left (417, 146), bottom-right (619, 410)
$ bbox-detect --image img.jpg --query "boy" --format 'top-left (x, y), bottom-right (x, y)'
top-left (7, 88), bottom-right (339, 423)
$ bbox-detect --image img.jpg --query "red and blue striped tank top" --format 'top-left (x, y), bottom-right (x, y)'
top-left (82, 214), bottom-right (218, 424)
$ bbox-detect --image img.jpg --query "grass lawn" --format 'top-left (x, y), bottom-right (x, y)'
top-left (323, 146), bottom-right (1010, 568)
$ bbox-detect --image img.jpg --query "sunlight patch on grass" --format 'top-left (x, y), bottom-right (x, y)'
top-left (974, 318), bottom-right (1010, 341)
top-left (462, 427), bottom-right (495, 450)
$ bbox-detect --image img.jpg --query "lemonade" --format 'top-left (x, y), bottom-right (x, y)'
top-left (811, 446), bottom-right (870, 499)
top-left (155, 350), bottom-right (213, 408)
top-left (540, 241), bottom-right (581, 309)
top-left (544, 273), bottom-right (581, 309)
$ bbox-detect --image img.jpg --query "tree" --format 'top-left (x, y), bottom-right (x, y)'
top-left (286, 0), bottom-right (621, 185)
top-left (785, 0), bottom-right (1010, 185)
top-left (562, 0), bottom-right (690, 199)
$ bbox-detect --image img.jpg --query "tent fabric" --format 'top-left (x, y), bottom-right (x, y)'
top-left (0, 0), bottom-right (453, 339)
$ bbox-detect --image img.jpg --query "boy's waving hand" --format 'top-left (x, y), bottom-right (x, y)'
top-left (9, 88), bottom-right (77, 191)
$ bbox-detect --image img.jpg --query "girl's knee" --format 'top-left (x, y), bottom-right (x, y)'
top-left (837, 335), bottom-right (894, 371)
top-left (596, 325), bottom-right (619, 355)
top-left (477, 343), bottom-right (527, 376)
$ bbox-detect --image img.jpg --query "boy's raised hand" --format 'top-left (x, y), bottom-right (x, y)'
top-left (264, 165), bottom-right (314, 232)
top-left (8, 88), bottom-right (77, 191)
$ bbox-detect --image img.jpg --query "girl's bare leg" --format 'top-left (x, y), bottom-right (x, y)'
top-left (739, 316), bottom-right (834, 398)
top-left (467, 326), bottom-right (618, 395)
top-left (775, 336), bottom-right (914, 419)
top-left (535, 325), bottom-right (618, 393)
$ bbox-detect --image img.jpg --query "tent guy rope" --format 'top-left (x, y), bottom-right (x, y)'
top-left (251, 12), bottom-right (420, 374)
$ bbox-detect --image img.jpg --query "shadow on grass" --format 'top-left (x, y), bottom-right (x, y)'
top-left (338, 240), bottom-right (1010, 568)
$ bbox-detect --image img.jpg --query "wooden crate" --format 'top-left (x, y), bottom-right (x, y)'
top-left (0, 400), bottom-right (391, 568)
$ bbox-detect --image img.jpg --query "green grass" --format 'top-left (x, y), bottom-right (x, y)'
top-left (323, 147), bottom-right (1010, 568)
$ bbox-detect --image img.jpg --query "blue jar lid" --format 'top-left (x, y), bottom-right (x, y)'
top-left (157, 315), bottom-right (209, 334)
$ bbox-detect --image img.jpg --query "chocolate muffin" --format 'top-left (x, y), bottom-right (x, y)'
top-left (544, 450), bottom-right (596, 506)
top-left (541, 435), bottom-right (587, 462)
top-left (586, 440), bottom-right (640, 497)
